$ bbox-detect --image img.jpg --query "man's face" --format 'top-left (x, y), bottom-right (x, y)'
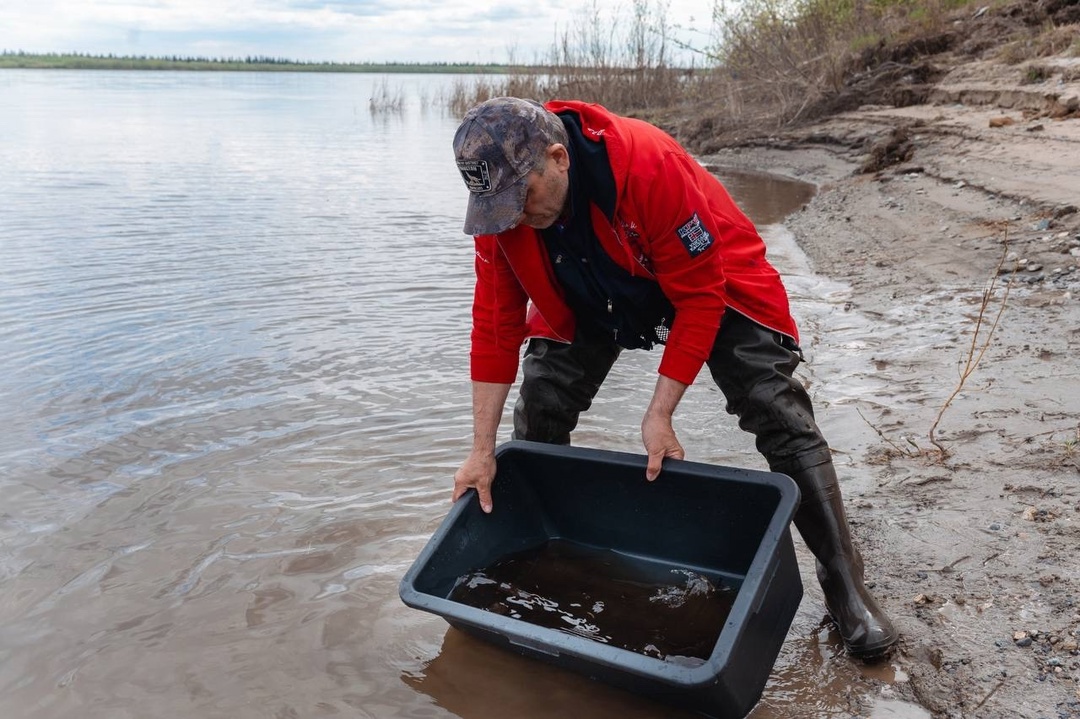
top-left (516, 145), bottom-right (570, 230)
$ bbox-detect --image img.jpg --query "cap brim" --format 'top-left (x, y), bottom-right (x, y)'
top-left (462, 178), bottom-right (528, 236)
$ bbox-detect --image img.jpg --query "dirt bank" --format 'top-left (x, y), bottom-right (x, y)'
top-left (698, 36), bottom-right (1080, 719)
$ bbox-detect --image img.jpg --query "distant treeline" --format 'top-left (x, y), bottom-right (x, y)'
top-left (0, 51), bottom-right (535, 74)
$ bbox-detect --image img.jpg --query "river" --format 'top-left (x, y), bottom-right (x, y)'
top-left (0, 70), bottom-right (926, 719)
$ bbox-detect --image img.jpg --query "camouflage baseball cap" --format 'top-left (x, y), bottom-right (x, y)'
top-left (453, 97), bottom-right (565, 235)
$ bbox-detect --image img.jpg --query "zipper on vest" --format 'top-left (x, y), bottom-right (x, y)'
top-left (610, 300), bottom-right (616, 344)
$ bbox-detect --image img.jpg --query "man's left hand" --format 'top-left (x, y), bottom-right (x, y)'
top-left (642, 375), bottom-right (688, 480)
top-left (642, 411), bottom-right (685, 481)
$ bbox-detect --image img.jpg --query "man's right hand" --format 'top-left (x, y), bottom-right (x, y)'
top-left (452, 449), bottom-right (497, 513)
top-left (456, 381), bottom-right (512, 513)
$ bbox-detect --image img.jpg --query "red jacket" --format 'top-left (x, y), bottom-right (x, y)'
top-left (469, 100), bottom-right (798, 386)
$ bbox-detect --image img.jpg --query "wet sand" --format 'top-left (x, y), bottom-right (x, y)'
top-left (702, 87), bottom-right (1080, 718)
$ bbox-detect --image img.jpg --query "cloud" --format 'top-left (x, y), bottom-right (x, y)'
top-left (0, 0), bottom-right (714, 64)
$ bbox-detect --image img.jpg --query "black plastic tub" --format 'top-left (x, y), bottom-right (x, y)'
top-left (400, 441), bottom-right (802, 719)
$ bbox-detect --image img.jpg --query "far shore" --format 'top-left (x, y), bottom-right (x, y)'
top-left (0, 53), bottom-right (537, 74)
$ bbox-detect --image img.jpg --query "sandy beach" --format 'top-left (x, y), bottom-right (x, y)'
top-left (697, 45), bottom-right (1080, 718)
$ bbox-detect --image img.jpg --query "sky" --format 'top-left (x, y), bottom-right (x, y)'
top-left (0, 0), bottom-right (721, 65)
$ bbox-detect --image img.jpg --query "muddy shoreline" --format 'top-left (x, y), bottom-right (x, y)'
top-left (699, 89), bottom-right (1080, 718)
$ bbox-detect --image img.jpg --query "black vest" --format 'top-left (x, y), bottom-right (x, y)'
top-left (541, 113), bottom-right (674, 350)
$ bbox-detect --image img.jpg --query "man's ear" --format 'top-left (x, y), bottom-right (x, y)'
top-left (549, 143), bottom-right (570, 172)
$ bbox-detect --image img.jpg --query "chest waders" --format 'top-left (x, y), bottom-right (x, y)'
top-left (511, 112), bottom-right (897, 659)
top-left (514, 308), bottom-right (897, 659)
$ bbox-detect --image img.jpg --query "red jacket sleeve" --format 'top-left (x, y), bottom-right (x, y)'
top-left (470, 234), bottom-right (530, 383)
top-left (629, 149), bottom-right (750, 385)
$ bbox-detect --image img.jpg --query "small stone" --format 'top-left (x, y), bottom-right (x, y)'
top-left (1026, 262), bottom-right (1043, 272)
top-left (989, 522), bottom-right (1002, 531)
top-left (1014, 630), bottom-right (1029, 641)
top-left (1016, 637), bottom-right (1033, 647)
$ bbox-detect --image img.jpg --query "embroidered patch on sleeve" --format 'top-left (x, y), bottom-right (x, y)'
top-left (676, 213), bottom-right (714, 257)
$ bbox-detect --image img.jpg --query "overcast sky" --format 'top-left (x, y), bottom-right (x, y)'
top-left (0, 1), bottom-right (721, 65)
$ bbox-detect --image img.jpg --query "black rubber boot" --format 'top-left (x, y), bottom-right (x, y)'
top-left (789, 462), bottom-right (899, 660)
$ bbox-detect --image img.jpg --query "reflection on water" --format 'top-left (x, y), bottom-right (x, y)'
top-left (0, 70), bottom-right (929, 718)
top-left (409, 624), bottom-right (919, 719)
top-left (404, 628), bottom-right (698, 719)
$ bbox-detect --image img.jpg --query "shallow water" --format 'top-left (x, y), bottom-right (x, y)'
top-left (0, 70), bottom-right (927, 718)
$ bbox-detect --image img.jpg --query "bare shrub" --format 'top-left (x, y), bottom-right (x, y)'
top-left (927, 225), bottom-right (1016, 458)
top-left (697, 0), bottom-right (986, 129)
top-left (443, 0), bottom-right (1078, 137)
top-left (446, 0), bottom-right (694, 117)
top-left (857, 224), bottom-right (1016, 463)
top-left (544, 0), bottom-right (690, 110)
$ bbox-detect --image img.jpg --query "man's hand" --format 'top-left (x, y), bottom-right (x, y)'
top-left (642, 411), bottom-right (685, 481)
top-left (642, 375), bottom-right (688, 481)
top-left (453, 449), bottom-right (497, 513)
top-left (454, 381), bottom-right (512, 513)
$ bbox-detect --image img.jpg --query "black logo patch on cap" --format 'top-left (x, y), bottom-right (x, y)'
top-left (457, 159), bottom-right (492, 194)
top-left (676, 213), bottom-right (714, 257)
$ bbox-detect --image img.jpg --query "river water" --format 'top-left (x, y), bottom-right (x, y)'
top-left (0, 71), bottom-right (928, 718)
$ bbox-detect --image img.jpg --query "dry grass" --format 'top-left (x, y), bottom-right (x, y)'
top-left (697, 0), bottom-right (988, 129)
top-left (369, 78), bottom-right (405, 114)
top-left (999, 24), bottom-right (1080, 64)
top-left (665, 0), bottom-right (1080, 142)
top-left (444, 0), bottom-right (1079, 142)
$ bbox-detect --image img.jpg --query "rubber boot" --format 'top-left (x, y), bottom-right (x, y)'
top-left (789, 462), bottom-right (898, 660)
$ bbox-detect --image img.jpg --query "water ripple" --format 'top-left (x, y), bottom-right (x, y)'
top-left (0, 70), bottom-right (914, 719)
